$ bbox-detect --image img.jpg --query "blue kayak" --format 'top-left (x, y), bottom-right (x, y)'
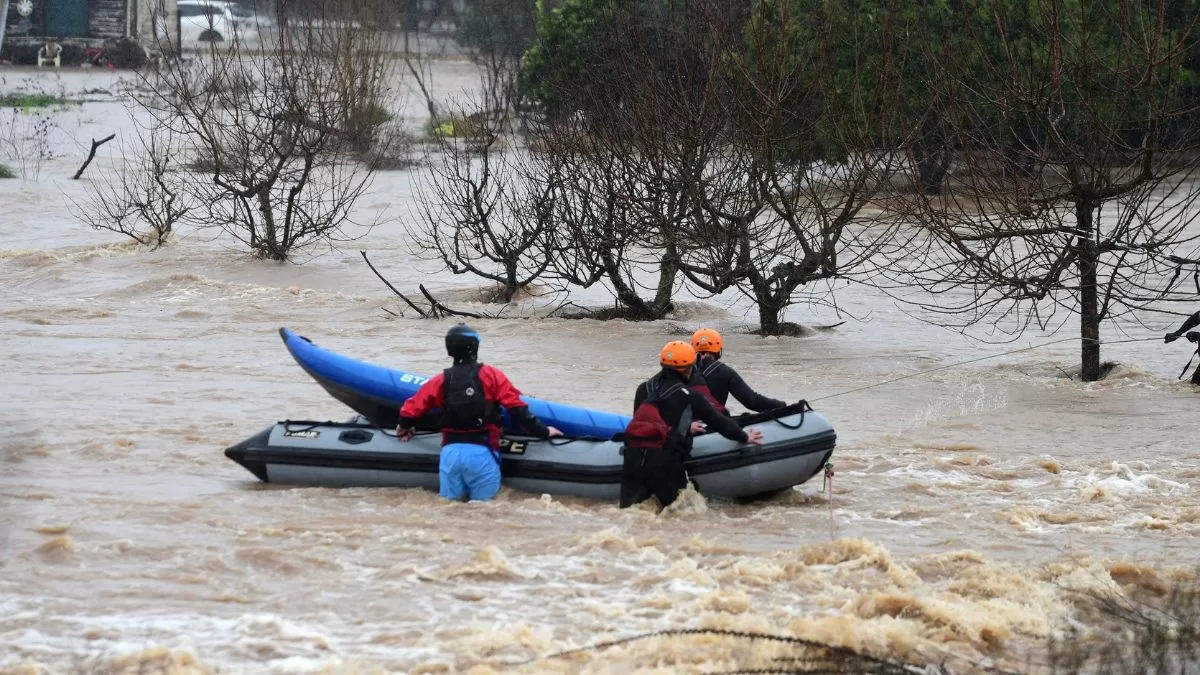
top-left (278, 327), bottom-right (632, 439)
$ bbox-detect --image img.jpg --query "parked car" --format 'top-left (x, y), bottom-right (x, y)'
top-left (177, 0), bottom-right (260, 45)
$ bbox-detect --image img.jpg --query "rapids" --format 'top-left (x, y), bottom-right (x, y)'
top-left (1, 64), bottom-right (1198, 674)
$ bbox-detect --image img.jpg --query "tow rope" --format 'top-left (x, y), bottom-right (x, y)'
top-left (1180, 346), bottom-right (1200, 380)
top-left (822, 462), bottom-right (836, 540)
top-left (810, 335), bottom-right (1162, 403)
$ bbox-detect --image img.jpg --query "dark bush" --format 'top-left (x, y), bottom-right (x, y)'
top-left (360, 123), bottom-right (418, 171)
top-left (103, 37), bottom-right (148, 69)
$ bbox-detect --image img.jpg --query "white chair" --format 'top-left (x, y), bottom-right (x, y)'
top-left (37, 41), bottom-right (62, 68)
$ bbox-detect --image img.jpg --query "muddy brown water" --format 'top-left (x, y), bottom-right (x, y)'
top-left (2, 65), bottom-right (1198, 674)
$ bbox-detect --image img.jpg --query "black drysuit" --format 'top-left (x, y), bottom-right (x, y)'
top-left (1166, 311), bottom-right (1200, 384)
top-left (692, 354), bottom-right (785, 414)
top-left (619, 368), bottom-right (751, 509)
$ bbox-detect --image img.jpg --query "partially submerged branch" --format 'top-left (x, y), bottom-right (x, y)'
top-left (360, 250), bottom-right (489, 319)
top-left (72, 133), bottom-right (116, 180)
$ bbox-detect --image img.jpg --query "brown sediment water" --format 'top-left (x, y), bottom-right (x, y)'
top-left (1, 65), bottom-right (1198, 675)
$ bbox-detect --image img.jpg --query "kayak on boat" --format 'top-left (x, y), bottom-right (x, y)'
top-left (279, 327), bottom-right (632, 439)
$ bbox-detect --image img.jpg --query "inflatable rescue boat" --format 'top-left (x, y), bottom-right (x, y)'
top-left (224, 402), bottom-right (836, 500)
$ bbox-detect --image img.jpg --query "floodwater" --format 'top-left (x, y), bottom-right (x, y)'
top-left (1, 63), bottom-right (1199, 674)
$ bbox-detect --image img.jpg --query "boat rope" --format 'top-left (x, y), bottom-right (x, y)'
top-left (1179, 345), bottom-right (1200, 380)
top-left (822, 462), bottom-right (836, 540)
top-left (810, 335), bottom-right (1162, 403)
top-left (380, 427), bottom-right (439, 438)
top-left (283, 421), bottom-right (327, 433)
top-left (505, 627), bottom-right (950, 674)
top-left (769, 401), bottom-right (810, 430)
top-left (550, 435), bottom-right (613, 445)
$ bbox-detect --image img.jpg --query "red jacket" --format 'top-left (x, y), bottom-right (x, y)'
top-left (398, 363), bottom-right (545, 450)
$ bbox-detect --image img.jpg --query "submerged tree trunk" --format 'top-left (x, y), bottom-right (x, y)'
top-left (745, 263), bottom-right (787, 335)
top-left (649, 241), bottom-right (678, 317)
top-left (757, 298), bottom-right (784, 335)
top-left (498, 269), bottom-right (518, 303)
top-left (598, 249), bottom-right (674, 320)
top-left (913, 115), bottom-right (953, 195)
top-left (1076, 201), bottom-right (1101, 381)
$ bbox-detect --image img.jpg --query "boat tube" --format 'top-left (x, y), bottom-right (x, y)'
top-left (279, 327), bottom-right (632, 438)
top-left (224, 402), bottom-right (837, 500)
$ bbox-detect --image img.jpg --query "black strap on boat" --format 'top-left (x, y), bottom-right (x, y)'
top-left (381, 427), bottom-right (440, 438)
top-left (548, 435), bottom-right (611, 446)
top-left (760, 400), bottom-right (811, 431)
top-left (283, 421), bottom-right (334, 433)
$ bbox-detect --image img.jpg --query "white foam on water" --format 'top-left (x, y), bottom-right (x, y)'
top-left (3, 58), bottom-right (1200, 675)
top-left (1071, 462), bottom-right (1191, 499)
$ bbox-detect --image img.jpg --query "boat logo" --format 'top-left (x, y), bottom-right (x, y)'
top-left (499, 438), bottom-right (527, 454)
top-left (283, 429), bottom-right (321, 439)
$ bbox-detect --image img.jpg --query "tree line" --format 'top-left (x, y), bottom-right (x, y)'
top-left (74, 0), bottom-right (1200, 381)
top-left (422, 0), bottom-right (1200, 380)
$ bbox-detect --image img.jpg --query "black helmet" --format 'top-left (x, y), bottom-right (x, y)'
top-left (445, 323), bottom-right (481, 360)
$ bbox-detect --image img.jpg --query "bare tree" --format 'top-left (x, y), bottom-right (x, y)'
top-left (411, 6), bottom-right (552, 305)
top-left (880, 0), bottom-right (1200, 380)
top-left (414, 124), bottom-right (552, 303)
top-left (518, 2), bottom-right (726, 321)
top-left (521, 0), bottom-right (906, 329)
top-left (137, 0), bottom-right (396, 261)
top-left (665, 0), bottom-right (911, 334)
top-left (71, 119), bottom-right (190, 249)
top-left (456, 0), bottom-right (535, 127)
top-left (396, 0), bottom-right (473, 130)
top-left (525, 112), bottom-right (686, 320)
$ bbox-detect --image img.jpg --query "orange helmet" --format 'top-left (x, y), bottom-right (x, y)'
top-left (660, 341), bottom-right (697, 368)
top-left (691, 328), bottom-right (723, 354)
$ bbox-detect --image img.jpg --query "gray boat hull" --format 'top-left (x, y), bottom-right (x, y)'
top-left (224, 404), bottom-right (837, 500)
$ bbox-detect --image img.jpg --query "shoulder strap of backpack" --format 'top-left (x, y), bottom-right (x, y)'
top-left (648, 382), bottom-right (692, 440)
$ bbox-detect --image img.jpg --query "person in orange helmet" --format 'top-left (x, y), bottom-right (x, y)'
top-left (619, 340), bottom-right (763, 509)
top-left (689, 328), bottom-right (785, 415)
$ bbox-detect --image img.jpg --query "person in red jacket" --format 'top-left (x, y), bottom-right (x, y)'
top-left (396, 324), bottom-right (562, 501)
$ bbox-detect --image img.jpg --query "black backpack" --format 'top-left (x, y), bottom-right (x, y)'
top-left (440, 363), bottom-right (492, 430)
top-left (623, 381), bottom-right (692, 452)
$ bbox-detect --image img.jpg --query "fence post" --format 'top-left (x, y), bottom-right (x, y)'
top-left (0, 0), bottom-right (12, 58)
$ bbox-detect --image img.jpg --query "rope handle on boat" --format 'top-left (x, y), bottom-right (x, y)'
top-left (283, 421), bottom-right (333, 433)
top-left (281, 420), bottom-right (441, 437)
top-left (769, 400), bottom-right (811, 430)
top-left (380, 427), bottom-right (440, 438)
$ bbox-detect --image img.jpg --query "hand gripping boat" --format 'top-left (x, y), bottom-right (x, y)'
top-left (278, 327), bottom-right (632, 438)
top-left (223, 402), bottom-right (837, 500)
